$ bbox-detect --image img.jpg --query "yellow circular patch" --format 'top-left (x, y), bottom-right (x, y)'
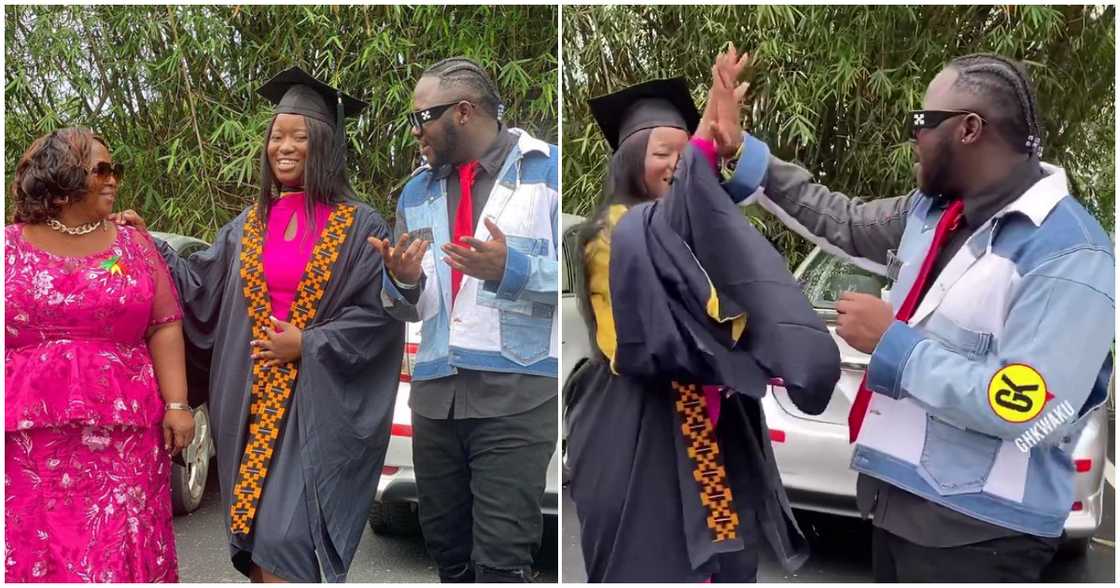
top-left (987, 364), bottom-right (1049, 423)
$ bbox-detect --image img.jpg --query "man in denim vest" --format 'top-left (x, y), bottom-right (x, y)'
top-left (372, 57), bottom-right (559, 582)
top-left (722, 52), bottom-right (1113, 581)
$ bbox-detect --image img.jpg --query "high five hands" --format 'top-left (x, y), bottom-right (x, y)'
top-left (701, 42), bottom-right (753, 159)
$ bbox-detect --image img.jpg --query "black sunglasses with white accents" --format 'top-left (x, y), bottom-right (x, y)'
top-left (907, 109), bottom-right (987, 142)
top-left (406, 100), bottom-right (475, 132)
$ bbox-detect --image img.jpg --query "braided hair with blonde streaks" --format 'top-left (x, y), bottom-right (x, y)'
top-left (948, 53), bottom-right (1043, 157)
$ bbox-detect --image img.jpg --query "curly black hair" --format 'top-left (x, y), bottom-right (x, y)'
top-left (11, 128), bottom-right (108, 224)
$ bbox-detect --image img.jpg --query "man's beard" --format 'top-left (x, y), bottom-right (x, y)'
top-left (923, 135), bottom-right (958, 201)
top-left (431, 122), bottom-right (462, 169)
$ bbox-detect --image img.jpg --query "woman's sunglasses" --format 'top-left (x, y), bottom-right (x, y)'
top-left (89, 161), bottom-right (124, 180)
top-left (907, 109), bottom-right (987, 142)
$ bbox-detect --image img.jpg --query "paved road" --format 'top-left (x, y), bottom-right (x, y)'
top-left (562, 419), bottom-right (1116, 582)
top-left (174, 468), bottom-right (558, 583)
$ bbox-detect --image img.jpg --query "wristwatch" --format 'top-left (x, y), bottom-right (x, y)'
top-left (165, 402), bottom-right (192, 412)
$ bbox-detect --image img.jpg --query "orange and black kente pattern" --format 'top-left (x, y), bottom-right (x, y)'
top-left (229, 203), bottom-right (356, 536)
top-left (672, 381), bottom-right (740, 542)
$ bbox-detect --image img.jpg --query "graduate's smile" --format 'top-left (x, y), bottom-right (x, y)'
top-left (267, 113), bottom-right (309, 187)
top-left (275, 158), bottom-right (300, 171)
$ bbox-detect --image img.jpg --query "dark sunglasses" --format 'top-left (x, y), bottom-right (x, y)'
top-left (406, 100), bottom-right (473, 131)
top-left (907, 109), bottom-right (987, 142)
top-left (89, 161), bottom-right (124, 180)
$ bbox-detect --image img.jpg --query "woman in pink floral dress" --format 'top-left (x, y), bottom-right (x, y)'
top-left (5, 128), bottom-right (195, 582)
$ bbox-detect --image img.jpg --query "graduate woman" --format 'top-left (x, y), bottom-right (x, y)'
top-left (115, 68), bottom-right (405, 583)
top-left (565, 46), bottom-right (841, 582)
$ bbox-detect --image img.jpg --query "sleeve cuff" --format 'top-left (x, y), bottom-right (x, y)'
top-left (391, 272), bottom-right (419, 290)
top-left (382, 270), bottom-right (407, 303)
top-left (486, 245), bottom-right (530, 300)
top-left (689, 136), bottom-right (719, 171)
top-left (867, 321), bottom-right (926, 399)
top-left (725, 133), bottom-right (770, 203)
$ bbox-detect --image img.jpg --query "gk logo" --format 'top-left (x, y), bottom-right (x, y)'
top-left (993, 374), bottom-right (1038, 413)
top-left (987, 364), bottom-right (1050, 423)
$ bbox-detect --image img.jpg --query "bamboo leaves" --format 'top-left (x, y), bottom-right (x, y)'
top-left (5, 5), bottom-right (558, 240)
top-left (563, 5), bottom-right (1114, 268)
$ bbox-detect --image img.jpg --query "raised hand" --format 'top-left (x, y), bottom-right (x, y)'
top-left (441, 217), bottom-right (508, 282)
top-left (368, 232), bottom-right (429, 285)
top-left (710, 43), bottom-right (752, 158)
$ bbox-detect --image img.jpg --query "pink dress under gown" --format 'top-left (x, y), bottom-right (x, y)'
top-left (5, 223), bottom-right (183, 582)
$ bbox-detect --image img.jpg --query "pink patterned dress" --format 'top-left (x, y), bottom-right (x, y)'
top-left (5, 223), bottom-right (182, 582)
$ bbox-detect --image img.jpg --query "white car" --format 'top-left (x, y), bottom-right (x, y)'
top-left (559, 215), bottom-right (1108, 555)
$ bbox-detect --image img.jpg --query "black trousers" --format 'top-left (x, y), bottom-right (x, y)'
top-left (412, 400), bottom-right (557, 583)
top-left (872, 526), bottom-right (1060, 582)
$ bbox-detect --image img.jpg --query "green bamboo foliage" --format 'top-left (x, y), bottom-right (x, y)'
top-left (6, 5), bottom-right (558, 240)
top-left (563, 5), bottom-right (1114, 268)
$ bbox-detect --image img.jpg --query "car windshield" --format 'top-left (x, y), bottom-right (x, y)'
top-left (799, 252), bottom-right (889, 310)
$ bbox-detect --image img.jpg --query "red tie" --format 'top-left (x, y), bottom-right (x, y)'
top-left (452, 161), bottom-right (480, 303)
top-left (848, 199), bottom-right (965, 443)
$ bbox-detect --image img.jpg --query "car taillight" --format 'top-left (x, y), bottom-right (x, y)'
top-left (382, 466), bottom-right (400, 475)
top-left (1072, 501), bottom-right (1083, 512)
top-left (391, 424), bottom-right (413, 437)
top-left (400, 343), bottom-right (418, 383)
top-left (1075, 459), bottom-right (1092, 473)
top-left (769, 429), bottom-right (786, 443)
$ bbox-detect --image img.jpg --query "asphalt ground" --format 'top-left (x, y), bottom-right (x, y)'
top-left (173, 468), bottom-right (559, 583)
top-left (561, 418), bottom-right (1116, 582)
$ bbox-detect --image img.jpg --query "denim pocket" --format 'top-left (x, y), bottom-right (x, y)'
top-left (498, 309), bottom-right (552, 366)
top-left (475, 235), bottom-right (550, 315)
top-left (473, 234), bottom-right (553, 366)
top-left (918, 414), bottom-right (1000, 495)
top-left (925, 314), bottom-right (993, 361)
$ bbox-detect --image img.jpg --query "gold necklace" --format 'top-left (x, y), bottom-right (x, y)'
top-left (46, 218), bottom-right (106, 236)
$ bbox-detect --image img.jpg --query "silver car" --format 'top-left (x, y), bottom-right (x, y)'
top-left (559, 215), bottom-right (1108, 554)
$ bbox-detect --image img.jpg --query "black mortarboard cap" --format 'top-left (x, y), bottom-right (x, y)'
top-left (588, 78), bottom-right (701, 152)
top-left (258, 66), bottom-right (368, 166)
top-left (257, 66), bottom-right (368, 126)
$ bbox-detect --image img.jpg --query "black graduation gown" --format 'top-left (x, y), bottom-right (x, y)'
top-left (566, 147), bottom-right (840, 581)
top-left (158, 200), bottom-right (404, 582)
